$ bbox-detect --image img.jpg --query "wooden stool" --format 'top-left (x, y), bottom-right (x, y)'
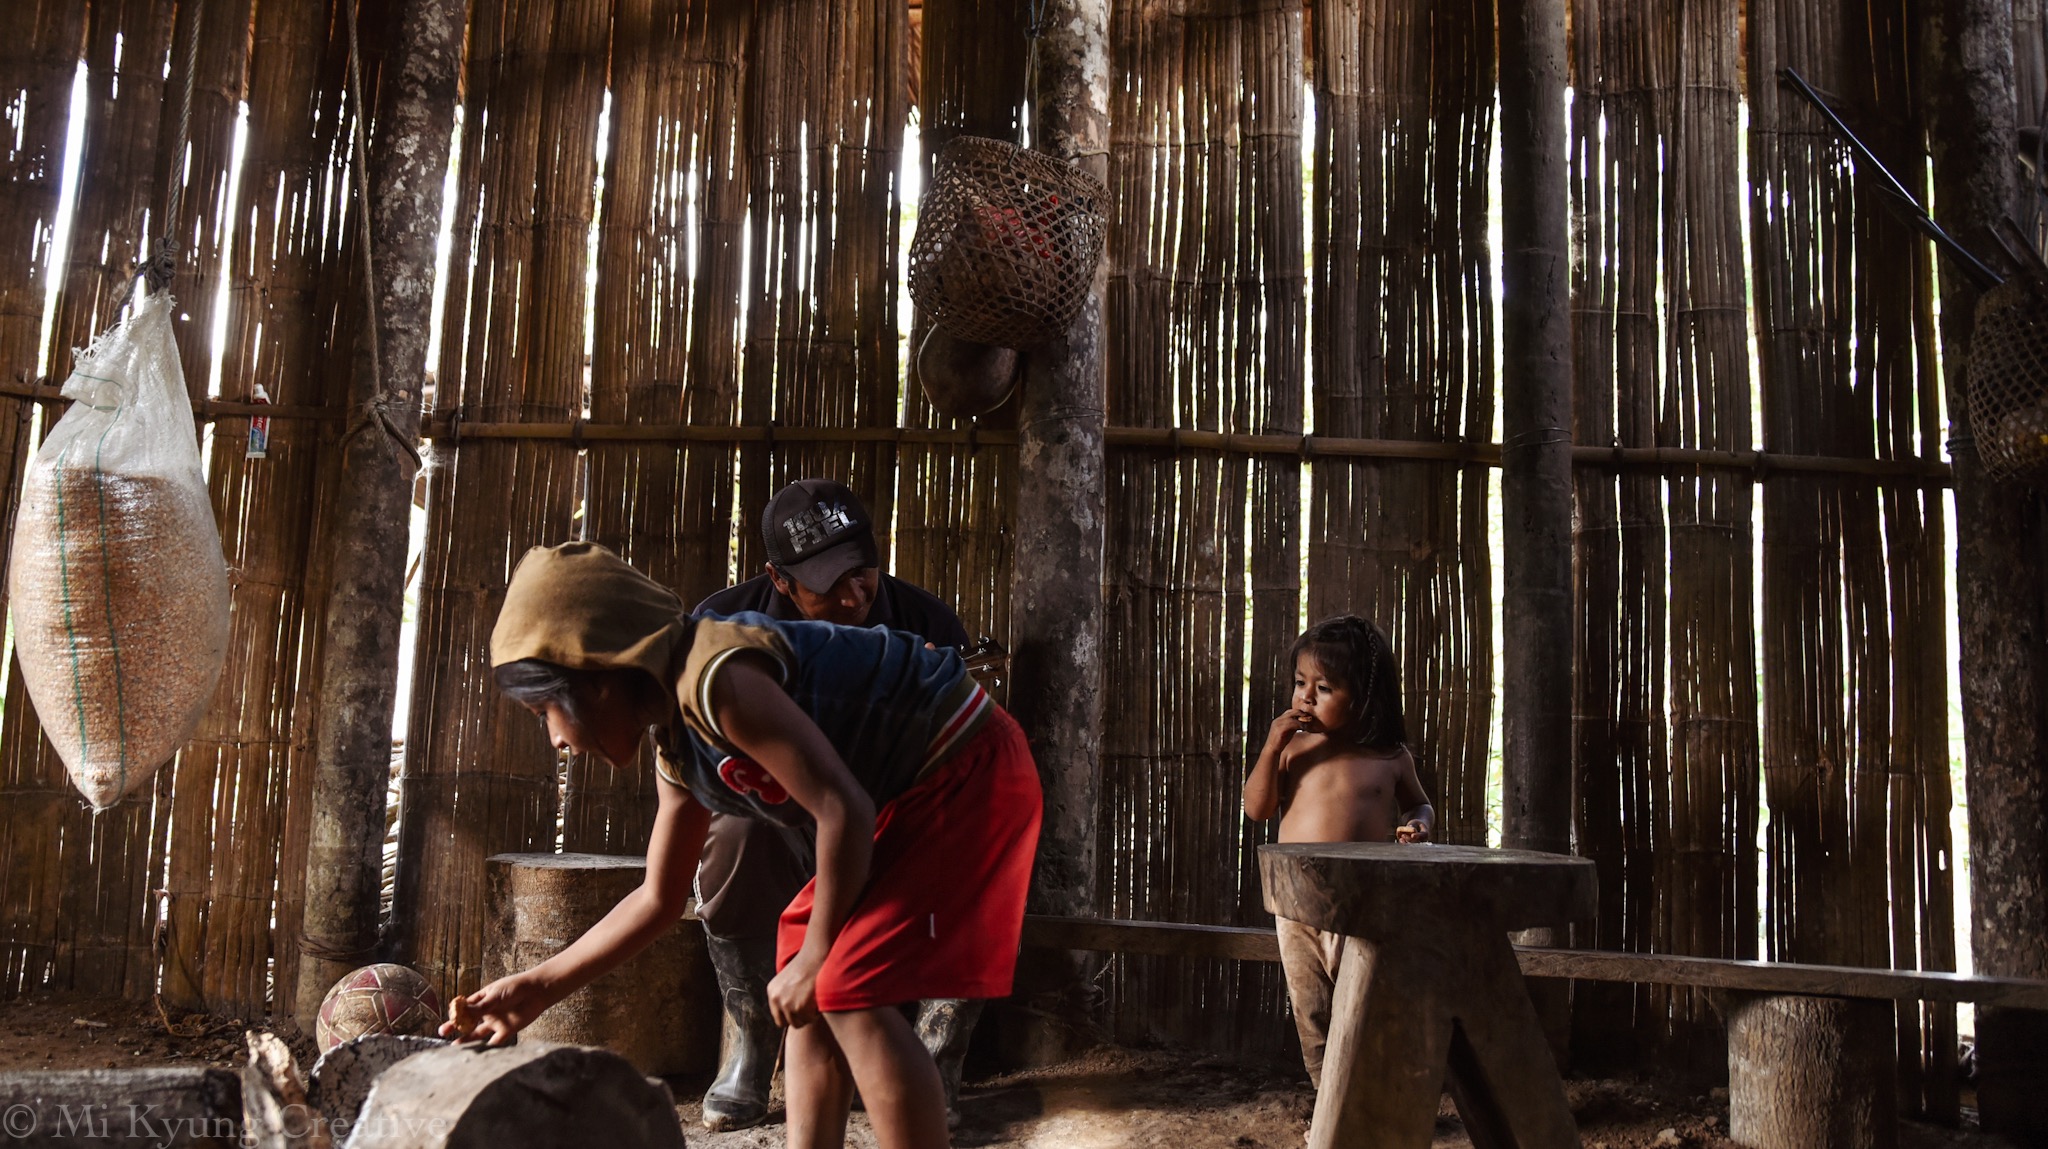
top-left (1260, 841), bottom-right (1596, 1149)
top-left (484, 852), bottom-right (719, 1076)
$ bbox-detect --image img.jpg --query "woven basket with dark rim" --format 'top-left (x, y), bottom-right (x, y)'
top-left (908, 136), bottom-right (1108, 348)
top-left (1969, 277), bottom-right (2048, 481)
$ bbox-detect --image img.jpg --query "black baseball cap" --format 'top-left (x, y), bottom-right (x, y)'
top-left (762, 479), bottom-right (881, 594)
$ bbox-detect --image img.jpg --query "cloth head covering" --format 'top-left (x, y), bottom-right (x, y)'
top-left (490, 541), bottom-right (687, 680)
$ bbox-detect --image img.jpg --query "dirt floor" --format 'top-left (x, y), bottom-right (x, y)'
top-left (673, 1045), bottom-right (2016, 1149)
top-left (0, 992), bottom-right (2022, 1148)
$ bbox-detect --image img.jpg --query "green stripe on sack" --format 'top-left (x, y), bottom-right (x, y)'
top-left (90, 420), bottom-right (135, 791)
top-left (49, 434), bottom-right (96, 774)
top-left (45, 375), bottom-right (138, 800)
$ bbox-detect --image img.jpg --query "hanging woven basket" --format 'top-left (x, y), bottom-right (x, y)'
top-left (1969, 277), bottom-right (2048, 481)
top-left (908, 136), bottom-right (1108, 348)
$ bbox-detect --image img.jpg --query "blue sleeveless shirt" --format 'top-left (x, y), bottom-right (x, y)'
top-left (654, 612), bottom-right (989, 826)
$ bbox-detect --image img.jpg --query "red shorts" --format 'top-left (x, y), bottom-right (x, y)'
top-left (777, 705), bottom-right (1042, 1011)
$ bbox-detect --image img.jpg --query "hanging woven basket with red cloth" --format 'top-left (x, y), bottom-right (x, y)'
top-left (908, 135), bottom-right (1108, 349)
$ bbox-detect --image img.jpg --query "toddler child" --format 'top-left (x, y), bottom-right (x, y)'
top-left (1243, 614), bottom-right (1434, 1087)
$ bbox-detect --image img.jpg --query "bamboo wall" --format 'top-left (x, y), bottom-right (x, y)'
top-left (1569, 0), bottom-right (1759, 1073)
top-left (0, 0), bottom-right (389, 1018)
top-left (0, 0), bottom-right (1985, 1089)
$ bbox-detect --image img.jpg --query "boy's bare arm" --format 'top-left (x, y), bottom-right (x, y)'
top-left (1243, 709), bottom-right (1305, 822)
top-left (1394, 750), bottom-right (1435, 842)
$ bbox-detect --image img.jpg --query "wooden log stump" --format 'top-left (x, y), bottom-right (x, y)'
top-left (484, 852), bottom-right (718, 1076)
top-left (0, 1068), bottom-right (242, 1146)
top-left (346, 1041), bottom-right (685, 1149)
top-left (1975, 1005), bottom-right (2048, 1137)
top-left (1726, 993), bottom-right (1896, 1149)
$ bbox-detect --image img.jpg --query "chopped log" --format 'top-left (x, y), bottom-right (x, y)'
top-left (0, 1068), bottom-right (242, 1146)
top-left (308, 1035), bottom-right (449, 1130)
top-left (241, 1030), bottom-right (330, 1149)
top-left (1725, 993), bottom-right (1897, 1149)
top-left (483, 853), bottom-right (718, 1076)
top-left (345, 1042), bottom-right (685, 1149)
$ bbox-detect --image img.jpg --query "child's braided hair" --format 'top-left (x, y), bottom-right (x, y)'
top-left (1289, 615), bottom-right (1406, 750)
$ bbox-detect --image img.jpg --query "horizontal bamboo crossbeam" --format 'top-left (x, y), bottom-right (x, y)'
top-left (0, 379), bottom-right (1956, 484)
top-left (1024, 913), bottom-right (1285, 962)
top-left (0, 378), bottom-right (341, 423)
top-left (1020, 915), bottom-right (2048, 1008)
top-left (413, 416), bottom-right (1952, 484)
top-left (1512, 947), bottom-right (2048, 1009)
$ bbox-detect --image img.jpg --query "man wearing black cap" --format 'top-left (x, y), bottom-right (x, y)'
top-left (698, 477), bottom-right (971, 642)
top-left (691, 478), bottom-right (979, 1132)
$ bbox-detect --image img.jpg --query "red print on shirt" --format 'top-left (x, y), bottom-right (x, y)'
top-left (718, 756), bottom-right (789, 805)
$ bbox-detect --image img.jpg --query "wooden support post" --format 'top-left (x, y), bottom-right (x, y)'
top-left (1726, 994), bottom-right (1897, 1149)
top-left (1012, 0), bottom-right (1108, 923)
top-left (482, 854), bottom-right (718, 1076)
top-left (1924, 0), bottom-right (2048, 1136)
top-left (1001, 0), bottom-right (1109, 1066)
top-left (296, 0), bottom-right (464, 1030)
top-left (1496, 0), bottom-right (1574, 861)
top-left (1002, 0), bottom-right (1110, 1065)
top-left (1496, 0), bottom-right (1576, 1069)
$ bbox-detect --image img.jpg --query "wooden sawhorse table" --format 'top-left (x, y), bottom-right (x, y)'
top-left (1260, 841), bottom-right (1596, 1149)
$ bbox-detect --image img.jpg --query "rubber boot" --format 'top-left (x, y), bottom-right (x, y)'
top-left (703, 932), bottom-right (782, 1132)
top-left (915, 998), bottom-right (984, 1129)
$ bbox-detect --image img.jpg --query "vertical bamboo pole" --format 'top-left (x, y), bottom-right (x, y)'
top-left (1498, 0), bottom-right (1574, 860)
top-left (1004, 0), bottom-right (1108, 1061)
top-left (1925, 0), bottom-right (2048, 1135)
top-left (295, 0), bottom-right (463, 1028)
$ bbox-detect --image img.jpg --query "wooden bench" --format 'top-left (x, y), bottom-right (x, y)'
top-left (1025, 914), bottom-right (2048, 1008)
top-left (1023, 912), bottom-right (2048, 1149)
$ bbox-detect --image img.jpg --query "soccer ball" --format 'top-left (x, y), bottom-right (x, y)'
top-left (315, 963), bottom-right (442, 1051)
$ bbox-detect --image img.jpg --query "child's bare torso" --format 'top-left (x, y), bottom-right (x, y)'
top-left (1278, 735), bottom-right (1414, 844)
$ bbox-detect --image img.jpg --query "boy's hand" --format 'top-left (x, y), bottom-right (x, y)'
top-left (440, 972), bottom-right (549, 1046)
top-left (1395, 819), bottom-right (1431, 843)
top-left (768, 950), bottom-right (824, 1028)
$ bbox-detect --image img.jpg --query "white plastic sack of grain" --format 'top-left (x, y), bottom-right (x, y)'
top-left (7, 289), bottom-right (230, 810)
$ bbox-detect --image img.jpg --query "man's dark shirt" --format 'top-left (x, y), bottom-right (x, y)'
top-left (693, 571), bottom-right (972, 651)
